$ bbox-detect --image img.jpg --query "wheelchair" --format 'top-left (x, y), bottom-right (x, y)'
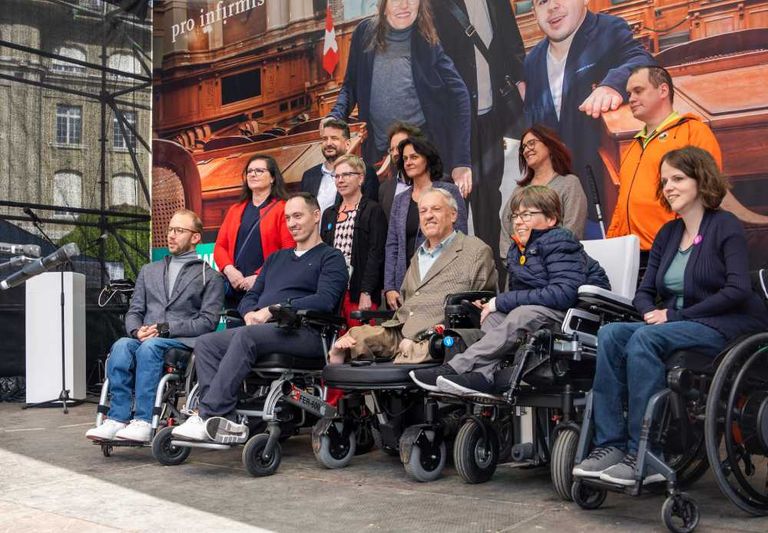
top-left (152, 304), bottom-right (346, 476)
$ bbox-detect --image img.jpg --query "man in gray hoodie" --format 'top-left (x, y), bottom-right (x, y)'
top-left (86, 209), bottom-right (225, 443)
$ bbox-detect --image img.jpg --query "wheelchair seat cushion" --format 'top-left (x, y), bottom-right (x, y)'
top-left (323, 361), bottom-right (440, 388)
top-left (163, 347), bottom-right (192, 368)
top-left (251, 353), bottom-right (325, 371)
top-left (666, 350), bottom-right (716, 374)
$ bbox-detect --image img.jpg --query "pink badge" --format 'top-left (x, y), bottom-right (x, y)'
top-left (693, 235), bottom-right (703, 245)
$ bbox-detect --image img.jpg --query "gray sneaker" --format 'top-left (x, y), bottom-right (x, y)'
top-left (572, 446), bottom-right (625, 478)
top-left (205, 416), bottom-right (249, 444)
top-left (599, 454), bottom-right (666, 486)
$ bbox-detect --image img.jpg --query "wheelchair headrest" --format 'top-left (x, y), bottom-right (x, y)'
top-left (581, 236), bottom-right (640, 300)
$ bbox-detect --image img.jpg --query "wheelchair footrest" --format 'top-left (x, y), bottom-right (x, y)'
top-left (170, 439), bottom-right (232, 450)
top-left (91, 439), bottom-right (149, 448)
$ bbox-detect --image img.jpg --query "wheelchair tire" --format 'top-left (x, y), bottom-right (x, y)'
top-left (570, 480), bottom-right (607, 510)
top-left (312, 421), bottom-right (356, 469)
top-left (152, 426), bottom-right (191, 466)
top-left (372, 427), bottom-right (399, 456)
top-left (661, 493), bottom-right (699, 533)
top-left (101, 444), bottom-right (113, 458)
top-left (242, 433), bottom-right (282, 477)
top-left (401, 429), bottom-right (447, 482)
top-left (454, 419), bottom-right (499, 484)
top-left (550, 428), bottom-right (578, 500)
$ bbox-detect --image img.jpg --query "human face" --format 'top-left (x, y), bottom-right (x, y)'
top-left (245, 158), bottom-right (273, 195)
top-left (321, 126), bottom-right (350, 164)
top-left (532, 0), bottom-right (589, 43)
top-left (660, 161), bottom-right (700, 215)
top-left (626, 69), bottom-right (668, 123)
top-left (333, 162), bottom-right (364, 199)
top-left (385, 0), bottom-right (419, 31)
top-left (284, 197), bottom-right (320, 245)
top-left (419, 190), bottom-right (458, 243)
top-left (389, 131), bottom-right (409, 164)
top-left (521, 134), bottom-right (551, 171)
top-left (166, 213), bottom-right (200, 255)
top-left (511, 203), bottom-right (557, 246)
top-left (401, 144), bottom-right (428, 180)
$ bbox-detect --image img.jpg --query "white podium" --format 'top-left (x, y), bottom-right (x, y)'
top-left (25, 272), bottom-right (86, 403)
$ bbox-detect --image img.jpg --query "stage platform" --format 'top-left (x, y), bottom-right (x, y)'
top-left (0, 402), bottom-right (766, 532)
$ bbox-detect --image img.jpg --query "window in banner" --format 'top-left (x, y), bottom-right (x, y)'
top-left (53, 171), bottom-right (82, 218)
top-left (113, 111), bottom-right (137, 149)
top-left (56, 105), bottom-right (82, 145)
top-left (221, 69), bottom-right (262, 105)
top-left (108, 52), bottom-right (142, 79)
top-left (111, 173), bottom-right (139, 207)
top-left (51, 46), bottom-right (86, 73)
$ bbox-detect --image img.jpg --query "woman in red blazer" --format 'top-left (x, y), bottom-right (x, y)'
top-left (214, 154), bottom-right (294, 306)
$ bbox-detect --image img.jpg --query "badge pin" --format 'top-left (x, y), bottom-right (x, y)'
top-left (519, 256), bottom-right (526, 265)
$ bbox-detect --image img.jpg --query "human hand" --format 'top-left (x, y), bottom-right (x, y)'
top-left (240, 274), bottom-right (257, 291)
top-left (479, 302), bottom-right (492, 324)
top-left (398, 338), bottom-right (415, 355)
top-left (334, 334), bottom-right (357, 351)
top-left (223, 265), bottom-right (245, 290)
top-left (643, 309), bottom-right (668, 325)
top-left (578, 86), bottom-right (623, 119)
top-left (137, 324), bottom-right (158, 341)
top-left (358, 292), bottom-right (372, 311)
top-left (244, 307), bottom-right (272, 325)
top-left (385, 290), bottom-right (402, 310)
top-left (452, 167), bottom-right (473, 198)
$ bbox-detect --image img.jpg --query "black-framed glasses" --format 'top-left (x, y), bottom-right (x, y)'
top-left (167, 227), bottom-right (199, 236)
top-left (521, 138), bottom-right (541, 151)
top-left (511, 211), bottom-right (544, 222)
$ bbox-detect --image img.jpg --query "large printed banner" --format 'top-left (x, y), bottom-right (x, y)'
top-left (151, 0), bottom-right (768, 268)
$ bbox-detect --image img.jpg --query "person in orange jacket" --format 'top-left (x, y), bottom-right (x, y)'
top-left (606, 66), bottom-right (721, 261)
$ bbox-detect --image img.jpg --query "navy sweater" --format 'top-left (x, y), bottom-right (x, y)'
top-left (497, 227), bottom-right (611, 313)
top-left (634, 209), bottom-right (768, 340)
top-left (238, 243), bottom-right (348, 316)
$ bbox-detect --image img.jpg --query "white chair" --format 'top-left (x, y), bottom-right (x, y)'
top-left (581, 235), bottom-right (640, 299)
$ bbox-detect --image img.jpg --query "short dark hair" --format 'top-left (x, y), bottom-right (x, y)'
top-left (239, 154), bottom-right (288, 203)
top-left (387, 121), bottom-right (424, 145)
top-left (322, 118), bottom-right (350, 139)
top-left (631, 65), bottom-right (675, 104)
top-left (508, 185), bottom-right (563, 226)
top-left (287, 191), bottom-right (320, 212)
top-left (517, 125), bottom-right (574, 186)
top-left (657, 146), bottom-right (728, 211)
top-left (396, 136), bottom-right (444, 182)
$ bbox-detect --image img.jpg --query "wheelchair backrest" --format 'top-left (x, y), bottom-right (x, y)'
top-left (581, 235), bottom-right (640, 299)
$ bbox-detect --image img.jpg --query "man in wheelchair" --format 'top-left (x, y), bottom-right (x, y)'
top-left (86, 209), bottom-right (225, 443)
top-left (172, 193), bottom-right (348, 444)
top-left (411, 186), bottom-right (610, 396)
top-left (328, 187), bottom-right (497, 365)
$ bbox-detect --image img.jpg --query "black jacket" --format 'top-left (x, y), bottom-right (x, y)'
top-left (320, 197), bottom-right (387, 305)
top-left (301, 163), bottom-right (379, 205)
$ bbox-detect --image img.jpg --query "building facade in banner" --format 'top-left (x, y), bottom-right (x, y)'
top-left (151, 0), bottom-right (768, 268)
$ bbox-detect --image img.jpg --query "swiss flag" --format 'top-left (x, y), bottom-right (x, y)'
top-left (322, 2), bottom-right (339, 76)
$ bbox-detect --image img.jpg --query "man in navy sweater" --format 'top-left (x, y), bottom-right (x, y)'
top-left (172, 193), bottom-right (348, 443)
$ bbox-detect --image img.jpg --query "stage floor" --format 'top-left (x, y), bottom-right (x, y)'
top-left (0, 401), bottom-right (766, 532)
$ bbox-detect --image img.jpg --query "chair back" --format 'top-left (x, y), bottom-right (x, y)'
top-left (581, 235), bottom-right (640, 299)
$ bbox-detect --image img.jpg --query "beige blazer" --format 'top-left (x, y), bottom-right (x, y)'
top-left (383, 232), bottom-right (497, 339)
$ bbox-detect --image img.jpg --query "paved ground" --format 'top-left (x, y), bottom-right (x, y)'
top-left (0, 402), bottom-right (766, 532)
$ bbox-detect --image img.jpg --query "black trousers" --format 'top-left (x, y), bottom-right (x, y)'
top-left (194, 323), bottom-right (324, 418)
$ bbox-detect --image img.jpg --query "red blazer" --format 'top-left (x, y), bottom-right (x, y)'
top-left (214, 198), bottom-right (295, 275)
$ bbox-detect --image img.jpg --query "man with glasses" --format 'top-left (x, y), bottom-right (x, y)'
top-left (86, 209), bottom-right (225, 443)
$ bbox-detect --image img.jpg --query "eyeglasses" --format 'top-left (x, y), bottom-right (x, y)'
top-left (521, 138), bottom-right (541, 151)
top-left (246, 168), bottom-right (269, 176)
top-left (511, 211), bottom-right (544, 222)
top-left (333, 172), bottom-right (362, 181)
top-left (167, 227), bottom-right (199, 236)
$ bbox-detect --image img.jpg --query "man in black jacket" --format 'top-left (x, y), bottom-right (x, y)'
top-left (300, 118), bottom-right (378, 217)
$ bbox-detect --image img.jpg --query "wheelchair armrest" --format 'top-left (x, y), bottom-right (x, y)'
top-left (350, 309), bottom-right (395, 321)
top-left (444, 291), bottom-right (496, 306)
top-left (297, 309), bottom-right (347, 328)
top-left (221, 308), bottom-right (244, 328)
top-left (577, 285), bottom-right (641, 321)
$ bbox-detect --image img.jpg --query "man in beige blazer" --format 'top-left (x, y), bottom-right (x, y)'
top-left (329, 188), bottom-right (497, 364)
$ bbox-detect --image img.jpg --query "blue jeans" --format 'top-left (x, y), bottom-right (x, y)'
top-left (593, 320), bottom-right (726, 454)
top-left (107, 337), bottom-right (188, 423)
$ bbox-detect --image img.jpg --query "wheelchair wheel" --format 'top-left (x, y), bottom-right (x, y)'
top-left (454, 419), bottom-right (499, 484)
top-left (152, 426), bottom-right (191, 466)
top-left (101, 444), bottom-right (113, 458)
top-left (570, 480), bottom-right (607, 510)
top-left (312, 420), bottom-right (356, 469)
top-left (401, 428), bottom-right (447, 482)
top-left (242, 433), bottom-right (282, 477)
top-left (705, 333), bottom-right (768, 516)
top-left (661, 493), bottom-right (699, 533)
top-left (550, 428), bottom-right (578, 500)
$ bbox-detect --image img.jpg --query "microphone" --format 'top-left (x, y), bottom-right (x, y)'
top-left (23, 207), bottom-right (43, 224)
top-left (0, 243), bottom-right (80, 290)
top-left (0, 243), bottom-right (41, 257)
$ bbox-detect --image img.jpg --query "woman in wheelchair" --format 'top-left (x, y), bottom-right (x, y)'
top-left (410, 185), bottom-right (610, 395)
top-left (573, 146), bottom-right (768, 486)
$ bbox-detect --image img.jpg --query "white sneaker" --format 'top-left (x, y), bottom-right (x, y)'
top-left (171, 414), bottom-right (209, 441)
top-left (114, 419), bottom-right (152, 442)
top-left (85, 419), bottom-right (127, 441)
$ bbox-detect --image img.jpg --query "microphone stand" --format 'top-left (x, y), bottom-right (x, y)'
top-left (22, 208), bottom-right (84, 413)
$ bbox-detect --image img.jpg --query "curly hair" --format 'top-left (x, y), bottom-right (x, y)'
top-left (396, 136), bottom-right (443, 182)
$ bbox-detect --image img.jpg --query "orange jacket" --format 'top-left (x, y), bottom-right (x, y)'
top-left (606, 113), bottom-right (722, 250)
top-left (213, 198), bottom-right (295, 275)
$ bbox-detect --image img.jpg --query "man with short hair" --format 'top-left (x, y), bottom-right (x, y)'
top-left (606, 65), bottom-right (722, 259)
top-left (86, 209), bottom-right (225, 443)
top-left (301, 118), bottom-right (379, 216)
top-left (172, 193), bottom-right (348, 443)
top-left (524, 0), bottom-right (655, 238)
top-left (329, 187), bottom-right (497, 365)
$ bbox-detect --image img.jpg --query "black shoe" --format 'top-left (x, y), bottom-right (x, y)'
top-left (437, 372), bottom-right (493, 395)
top-left (409, 364), bottom-right (458, 392)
